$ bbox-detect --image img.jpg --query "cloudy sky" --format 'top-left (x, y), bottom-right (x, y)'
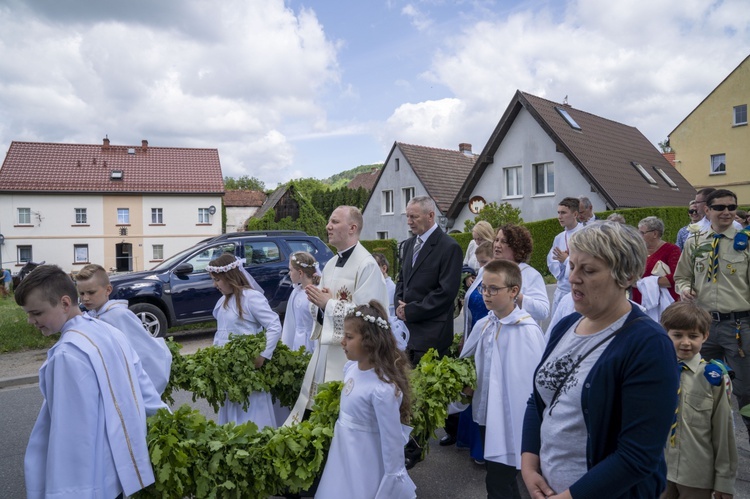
top-left (1, 0), bottom-right (748, 188)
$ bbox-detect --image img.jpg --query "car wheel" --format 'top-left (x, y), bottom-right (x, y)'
top-left (130, 303), bottom-right (168, 338)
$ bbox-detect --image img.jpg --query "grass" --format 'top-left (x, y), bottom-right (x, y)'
top-left (0, 297), bottom-right (59, 353)
top-left (0, 297), bottom-right (217, 354)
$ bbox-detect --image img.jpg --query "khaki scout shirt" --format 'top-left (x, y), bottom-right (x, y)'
top-left (674, 226), bottom-right (750, 313)
top-left (665, 355), bottom-right (737, 494)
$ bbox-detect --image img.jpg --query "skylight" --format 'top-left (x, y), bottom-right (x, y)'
top-left (653, 167), bottom-right (678, 188)
top-left (631, 162), bottom-right (657, 185)
top-left (110, 170), bottom-right (124, 180)
top-left (555, 107), bottom-right (582, 130)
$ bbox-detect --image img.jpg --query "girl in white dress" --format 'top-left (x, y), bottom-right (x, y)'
top-left (316, 301), bottom-right (416, 499)
top-left (281, 251), bottom-right (319, 352)
top-left (208, 253), bottom-right (282, 428)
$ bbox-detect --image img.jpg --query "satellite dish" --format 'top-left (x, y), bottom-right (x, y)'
top-left (208, 205), bottom-right (217, 215)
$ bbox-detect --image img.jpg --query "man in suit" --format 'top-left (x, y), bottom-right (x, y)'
top-left (395, 196), bottom-right (463, 466)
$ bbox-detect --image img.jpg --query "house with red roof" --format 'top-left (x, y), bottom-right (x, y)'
top-left (0, 138), bottom-right (224, 273)
top-left (360, 142), bottom-right (476, 241)
top-left (224, 189), bottom-right (267, 232)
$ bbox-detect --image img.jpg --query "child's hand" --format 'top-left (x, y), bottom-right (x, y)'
top-left (462, 386), bottom-right (474, 397)
top-left (713, 492), bottom-right (733, 499)
top-left (465, 276), bottom-right (475, 288)
top-left (253, 356), bottom-right (266, 368)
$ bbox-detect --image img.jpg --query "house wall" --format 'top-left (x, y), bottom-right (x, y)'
top-left (452, 108), bottom-right (609, 230)
top-left (0, 193), bottom-right (221, 273)
top-left (226, 206), bottom-right (259, 233)
top-left (669, 57), bottom-right (750, 204)
top-left (361, 147), bottom-right (444, 242)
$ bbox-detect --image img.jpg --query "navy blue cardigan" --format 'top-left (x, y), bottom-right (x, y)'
top-left (521, 305), bottom-right (679, 498)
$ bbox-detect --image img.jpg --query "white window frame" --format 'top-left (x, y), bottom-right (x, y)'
top-left (533, 162), bottom-right (555, 196)
top-left (17, 207), bottom-right (31, 225)
top-left (402, 187), bottom-right (415, 212)
top-left (17, 245), bottom-right (32, 264)
top-left (117, 208), bottom-right (130, 224)
top-left (152, 244), bottom-right (164, 261)
top-left (74, 208), bottom-right (87, 224)
top-left (382, 190), bottom-right (394, 215)
top-left (151, 208), bottom-right (163, 224)
top-left (503, 166), bottom-right (523, 198)
top-left (198, 208), bottom-right (211, 224)
top-left (74, 244), bottom-right (89, 263)
top-left (710, 154), bottom-right (726, 175)
top-left (376, 231), bottom-right (388, 240)
top-left (631, 162), bottom-right (657, 185)
top-left (733, 104), bottom-right (747, 126)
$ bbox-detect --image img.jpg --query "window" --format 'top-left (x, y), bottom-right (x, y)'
top-left (653, 167), bottom-right (678, 188)
top-left (186, 243), bottom-right (236, 273)
top-left (711, 154), bottom-right (726, 174)
top-left (244, 241), bottom-right (281, 264)
top-left (631, 162), bottom-right (657, 185)
top-left (17, 245), bottom-right (32, 264)
top-left (533, 163), bottom-right (554, 195)
top-left (734, 104), bottom-right (747, 126)
top-left (395, 158), bottom-right (400, 171)
top-left (198, 208), bottom-right (211, 224)
top-left (503, 166), bottom-right (523, 197)
top-left (17, 207), bottom-right (31, 225)
top-left (377, 231), bottom-right (389, 239)
top-left (117, 208), bottom-right (130, 224)
top-left (382, 190), bottom-right (394, 214)
top-left (288, 240), bottom-right (317, 255)
top-left (151, 208), bottom-right (163, 224)
top-left (75, 208), bottom-right (87, 224)
top-left (74, 244), bottom-right (89, 263)
top-left (555, 107), bottom-right (582, 130)
top-left (152, 244), bottom-right (164, 261)
top-left (402, 187), bottom-right (415, 212)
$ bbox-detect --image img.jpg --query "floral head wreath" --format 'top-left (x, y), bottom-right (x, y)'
top-left (290, 253), bottom-right (316, 268)
top-left (348, 309), bottom-right (389, 330)
top-left (207, 257), bottom-right (246, 273)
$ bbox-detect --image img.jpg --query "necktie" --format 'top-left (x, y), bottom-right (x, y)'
top-left (412, 236), bottom-right (423, 265)
top-left (669, 361), bottom-right (689, 447)
top-left (707, 233), bottom-right (724, 283)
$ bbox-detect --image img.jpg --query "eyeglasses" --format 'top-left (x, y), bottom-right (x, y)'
top-left (709, 204), bottom-right (738, 212)
top-left (638, 229), bottom-right (655, 236)
top-left (688, 209), bottom-right (698, 215)
top-left (480, 284), bottom-right (510, 296)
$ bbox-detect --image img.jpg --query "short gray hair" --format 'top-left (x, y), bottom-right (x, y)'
top-left (578, 196), bottom-right (593, 210)
top-left (568, 221), bottom-right (646, 289)
top-left (407, 195), bottom-right (436, 215)
top-left (638, 216), bottom-right (664, 237)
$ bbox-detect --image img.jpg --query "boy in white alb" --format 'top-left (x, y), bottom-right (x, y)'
top-left (460, 259), bottom-right (546, 498)
top-left (547, 197), bottom-right (583, 317)
top-left (76, 264), bottom-right (172, 394)
top-left (16, 265), bottom-right (167, 499)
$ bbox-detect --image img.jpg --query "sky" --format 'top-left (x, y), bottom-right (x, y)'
top-left (0, 0), bottom-right (748, 188)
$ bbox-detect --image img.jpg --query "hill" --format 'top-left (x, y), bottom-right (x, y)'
top-left (322, 163), bottom-right (382, 188)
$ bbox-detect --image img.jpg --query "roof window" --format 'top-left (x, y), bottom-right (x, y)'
top-left (127, 148), bottom-right (136, 155)
top-left (110, 170), bottom-right (124, 180)
top-left (631, 162), bottom-right (657, 185)
top-left (653, 167), bottom-right (678, 188)
top-left (555, 107), bottom-right (582, 130)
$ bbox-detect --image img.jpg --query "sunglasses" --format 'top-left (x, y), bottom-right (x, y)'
top-left (688, 209), bottom-right (698, 215)
top-left (709, 204), bottom-right (738, 212)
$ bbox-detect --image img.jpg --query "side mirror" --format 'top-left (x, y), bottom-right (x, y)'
top-left (173, 263), bottom-right (194, 275)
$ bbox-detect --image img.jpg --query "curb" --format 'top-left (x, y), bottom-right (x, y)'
top-left (0, 374), bottom-right (38, 389)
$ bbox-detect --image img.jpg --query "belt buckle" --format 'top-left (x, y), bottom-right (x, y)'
top-left (710, 311), bottom-right (722, 322)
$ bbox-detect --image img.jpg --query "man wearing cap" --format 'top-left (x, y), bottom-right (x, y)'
top-left (675, 188), bottom-right (750, 440)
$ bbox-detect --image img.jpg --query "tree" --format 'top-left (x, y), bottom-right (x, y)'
top-left (224, 175), bottom-right (265, 191)
top-left (463, 202), bottom-right (523, 232)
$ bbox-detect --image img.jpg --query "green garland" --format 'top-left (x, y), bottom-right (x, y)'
top-left (135, 335), bottom-right (475, 498)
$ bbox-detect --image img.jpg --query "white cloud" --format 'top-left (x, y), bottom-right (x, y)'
top-left (401, 4), bottom-right (433, 32)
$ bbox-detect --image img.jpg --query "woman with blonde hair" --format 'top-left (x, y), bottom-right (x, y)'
top-left (464, 220), bottom-right (496, 271)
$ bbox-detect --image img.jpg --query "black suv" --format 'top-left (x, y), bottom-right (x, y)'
top-left (108, 231), bottom-right (333, 337)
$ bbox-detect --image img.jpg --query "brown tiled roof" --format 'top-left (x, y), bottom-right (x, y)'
top-left (347, 169), bottom-right (380, 191)
top-left (396, 143), bottom-right (476, 213)
top-left (449, 91), bottom-right (695, 217)
top-left (224, 190), bottom-right (267, 207)
top-left (0, 140), bottom-right (224, 194)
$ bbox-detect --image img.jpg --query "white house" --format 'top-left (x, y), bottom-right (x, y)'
top-left (360, 142), bottom-right (475, 242)
top-left (448, 91), bottom-right (696, 228)
top-left (224, 190), bottom-right (267, 233)
top-left (0, 138), bottom-right (224, 274)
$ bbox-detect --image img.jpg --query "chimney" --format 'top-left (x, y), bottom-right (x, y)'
top-left (142, 139), bottom-right (148, 152)
top-left (102, 136), bottom-right (110, 150)
top-left (459, 143), bottom-right (472, 156)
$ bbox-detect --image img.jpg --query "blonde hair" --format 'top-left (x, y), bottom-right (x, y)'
top-left (75, 264), bottom-right (110, 287)
top-left (209, 253), bottom-right (251, 319)
top-left (290, 251), bottom-right (321, 285)
top-left (475, 240), bottom-right (493, 260)
top-left (472, 220), bottom-right (495, 244)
